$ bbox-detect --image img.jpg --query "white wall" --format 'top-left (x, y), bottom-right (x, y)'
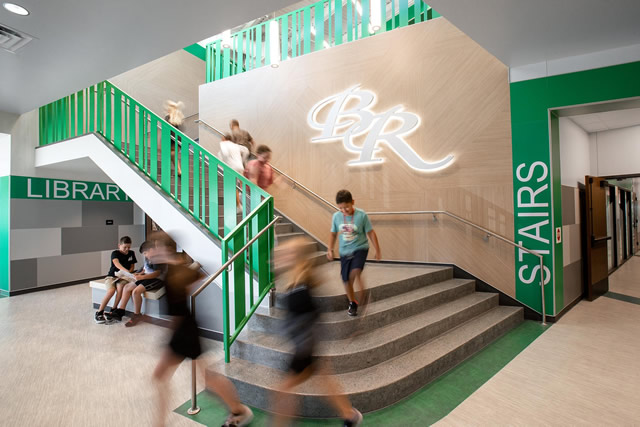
top-left (560, 117), bottom-right (592, 186)
top-left (0, 111), bottom-right (18, 134)
top-left (0, 133), bottom-right (10, 177)
top-left (591, 125), bottom-right (640, 176)
top-left (9, 110), bottom-right (111, 182)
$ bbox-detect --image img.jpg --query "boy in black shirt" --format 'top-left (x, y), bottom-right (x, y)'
top-left (94, 236), bottom-right (137, 323)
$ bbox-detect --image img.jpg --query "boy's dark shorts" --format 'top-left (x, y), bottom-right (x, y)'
top-left (135, 278), bottom-right (164, 291)
top-left (340, 249), bottom-right (369, 283)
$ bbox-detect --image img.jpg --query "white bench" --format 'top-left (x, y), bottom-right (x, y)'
top-left (90, 278), bottom-right (166, 319)
top-left (89, 278), bottom-right (166, 299)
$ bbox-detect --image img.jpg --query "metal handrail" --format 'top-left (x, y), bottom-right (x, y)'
top-left (187, 215), bottom-right (281, 415)
top-left (193, 119), bottom-right (547, 325)
top-left (195, 119), bottom-right (225, 137)
top-left (196, 118), bottom-right (339, 210)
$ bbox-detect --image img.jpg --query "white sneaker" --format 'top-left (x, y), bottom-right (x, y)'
top-left (344, 408), bottom-right (363, 427)
top-left (223, 405), bottom-right (253, 427)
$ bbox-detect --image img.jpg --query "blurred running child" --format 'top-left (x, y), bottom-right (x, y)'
top-left (150, 232), bottom-right (253, 427)
top-left (271, 237), bottom-right (363, 426)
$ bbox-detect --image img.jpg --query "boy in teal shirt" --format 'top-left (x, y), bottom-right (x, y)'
top-left (327, 189), bottom-right (381, 316)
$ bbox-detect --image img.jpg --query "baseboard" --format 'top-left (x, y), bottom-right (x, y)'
top-left (92, 303), bottom-right (223, 341)
top-left (9, 276), bottom-right (105, 297)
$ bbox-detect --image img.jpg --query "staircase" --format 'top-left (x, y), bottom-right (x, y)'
top-left (209, 261), bottom-right (523, 417)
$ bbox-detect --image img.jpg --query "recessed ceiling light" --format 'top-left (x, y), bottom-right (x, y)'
top-left (3, 2), bottom-right (29, 16)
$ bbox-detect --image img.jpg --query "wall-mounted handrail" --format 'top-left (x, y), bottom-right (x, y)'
top-left (196, 118), bottom-right (338, 211)
top-left (187, 214), bottom-right (280, 415)
top-left (193, 120), bottom-right (547, 323)
top-left (195, 118), bottom-right (225, 137)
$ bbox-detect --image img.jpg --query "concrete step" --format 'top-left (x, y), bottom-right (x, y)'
top-left (210, 305), bottom-right (524, 417)
top-left (274, 264), bottom-right (453, 313)
top-left (275, 222), bottom-right (294, 234)
top-left (250, 278), bottom-right (475, 340)
top-left (233, 292), bottom-right (498, 373)
top-left (276, 231), bottom-right (306, 243)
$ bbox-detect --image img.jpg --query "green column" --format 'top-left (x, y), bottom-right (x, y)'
top-left (0, 176), bottom-right (10, 296)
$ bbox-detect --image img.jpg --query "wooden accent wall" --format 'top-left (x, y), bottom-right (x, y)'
top-left (110, 50), bottom-right (204, 139)
top-left (200, 18), bottom-right (516, 296)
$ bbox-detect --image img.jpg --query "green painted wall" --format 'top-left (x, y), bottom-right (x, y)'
top-left (10, 176), bottom-right (129, 202)
top-left (183, 43), bottom-right (206, 61)
top-left (0, 175), bottom-right (10, 295)
top-left (511, 60), bottom-right (640, 315)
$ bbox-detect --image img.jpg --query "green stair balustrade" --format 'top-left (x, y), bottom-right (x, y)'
top-left (206, 0), bottom-right (439, 83)
top-left (38, 81), bottom-right (275, 362)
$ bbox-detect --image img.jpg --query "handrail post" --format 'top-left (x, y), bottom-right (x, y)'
top-left (187, 294), bottom-right (201, 415)
top-left (539, 256), bottom-right (547, 326)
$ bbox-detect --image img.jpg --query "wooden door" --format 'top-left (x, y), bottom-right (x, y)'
top-left (585, 176), bottom-right (610, 300)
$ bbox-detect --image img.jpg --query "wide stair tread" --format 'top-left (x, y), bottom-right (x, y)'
top-left (215, 306), bottom-right (523, 415)
top-left (259, 278), bottom-right (474, 322)
top-left (235, 292), bottom-right (498, 373)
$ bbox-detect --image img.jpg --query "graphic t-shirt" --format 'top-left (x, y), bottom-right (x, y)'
top-left (107, 250), bottom-right (137, 277)
top-left (331, 208), bottom-right (373, 256)
top-left (142, 258), bottom-right (167, 281)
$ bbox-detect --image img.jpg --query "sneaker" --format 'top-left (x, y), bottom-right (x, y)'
top-left (222, 405), bottom-right (253, 427)
top-left (347, 301), bottom-right (358, 317)
top-left (105, 308), bottom-right (123, 322)
top-left (125, 313), bottom-right (143, 327)
top-left (343, 408), bottom-right (363, 427)
top-left (94, 311), bottom-right (106, 324)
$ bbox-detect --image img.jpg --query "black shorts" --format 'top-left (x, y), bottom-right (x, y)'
top-left (289, 342), bottom-right (315, 374)
top-left (340, 249), bottom-right (369, 283)
top-left (169, 314), bottom-right (202, 360)
top-left (135, 278), bottom-right (164, 291)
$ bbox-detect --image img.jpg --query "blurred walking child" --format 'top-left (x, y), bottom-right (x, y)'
top-left (150, 232), bottom-right (253, 427)
top-left (95, 236), bottom-right (137, 324)
top-left (271, 237), bottom-right (363, 426)
top-left (327, 190), bottom-right (381, 316)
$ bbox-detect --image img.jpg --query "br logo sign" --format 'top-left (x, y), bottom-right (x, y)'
top-left (307, 85), bottom-right (454, 172)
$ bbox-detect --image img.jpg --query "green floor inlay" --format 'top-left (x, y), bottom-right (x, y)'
top-left (175, 320), bottom-right (548, 426)
top-left (604, 291), bottom-right (640, 306)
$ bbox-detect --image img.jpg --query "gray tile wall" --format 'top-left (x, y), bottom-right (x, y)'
top-left (82, 201), bottom-right (133, 227)
top-left (10, 258), bottom-right (37, 291)
top-left (11, 199), bottom-right (82, 229)
top-left (61, 226), bottom-right (119, 255)
top-left (10, 198), bottom-right (144, 292)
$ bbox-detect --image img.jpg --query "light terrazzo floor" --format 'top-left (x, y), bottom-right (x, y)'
top-left (0, 283), bottom-right (221, 426)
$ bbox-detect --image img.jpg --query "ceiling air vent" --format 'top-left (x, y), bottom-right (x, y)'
top-left (0, 23), bottom-right (34, 53)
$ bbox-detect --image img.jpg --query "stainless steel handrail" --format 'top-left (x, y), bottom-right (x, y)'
top-left (196, 119), bottom-right (225, 137)
top-left (187, 215), bottom-right (281, 415)
top-left (196, 118), bottom-right (339, 210)
top-left (193, 119), bottom-right (547, 325)
top-left (369, 210), bottom-right (546, 325)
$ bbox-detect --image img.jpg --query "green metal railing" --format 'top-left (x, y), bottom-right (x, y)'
top-left (38, 80), bottom-right (276, 362)
top-left (206, 0), bottom-right (439, 82)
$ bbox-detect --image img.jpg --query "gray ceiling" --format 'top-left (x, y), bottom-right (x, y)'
top-left (4, 0), bottom-right (640, 115)
top-left (570, 108), bottom-right (640, 133)
top-left (0, 0), bottom-right (293, 114)
top-left (426, 0), bottom-right (640, 67)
